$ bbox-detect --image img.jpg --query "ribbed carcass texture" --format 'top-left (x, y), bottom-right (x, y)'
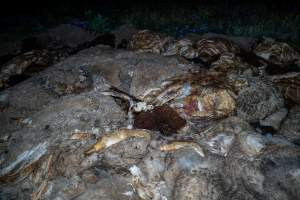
top-left (195, 38), bottom-right (241, 63)
top-left (254, 38), bottom-right (300, 66)
top-left (210, 53), bottom-right (260, 93)
top-left (142, 72), bottom-right (236, 116)
top-left (139, 72), bottom-right (236, 131)
top-left (163, 38), bottom-right (199, 59)
top-left (270, 72), bottom-right (300, 104)
top-left (129, 30), bottom-right (174, 54)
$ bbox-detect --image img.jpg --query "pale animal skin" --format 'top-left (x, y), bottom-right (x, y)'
top-left (160, 141), bottom-right (205, 157)
top-left (85, 129), bottom-right (151, 155)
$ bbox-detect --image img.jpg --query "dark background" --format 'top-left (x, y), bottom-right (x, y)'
top-left (1, 0), bottom-right (299, 16)
top-left (0, 0), bottom-right (299, 45)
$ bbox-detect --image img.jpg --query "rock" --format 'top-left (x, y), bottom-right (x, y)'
top-left (0, 45), bottom-right (113, 135)
top-left (0, 91), bottom-right (126, 175)
top-left (75, 174), bottom-right (135, 200)
top-left (85, 129), bottom-right (152, 169)
top-left (58, 175), bottom-right (87, 199)
top-left (0, 92), bottom-right (9, 111)
top-left (0, 91), bottom-right (126, 198)
top-left (40, 66), bottom-right (93, 96)
top-left (112, 24), bottom-right (138, 48)
top-left (174, 172), bottom-right (224, 200)
top-left (101, 135), bottom-right (150, 169)
top-left (0, 80), bottom-right (57, 135)
top-left (279, 105), bottom-right (300, 142)
top-left (0, 45), bottom-right (198, 136)
top-left (129, 53), bottom-right (198, 98)
top-left (259, 108), bottom-right (288, 131)
top-left (36, 24), bottom-right (100, 49)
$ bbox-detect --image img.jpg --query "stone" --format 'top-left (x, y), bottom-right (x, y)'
top-left (36, 24), bottom-right (100, 49)
top-left (279, 105), bottom-right (300, 142)
top-left (112, 24), bottom-right (138, 48)
top-left (259, 108), bottom-right (288, 131)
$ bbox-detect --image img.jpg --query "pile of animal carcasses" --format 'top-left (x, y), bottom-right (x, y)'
top-left (1, 29), bottom-right (300, 200)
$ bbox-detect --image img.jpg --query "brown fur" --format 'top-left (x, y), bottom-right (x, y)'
top-left (134, 105), bottom-right (186, 135)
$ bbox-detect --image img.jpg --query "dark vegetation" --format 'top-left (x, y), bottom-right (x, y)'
top-left (1, 0), bottom-right (300, 45)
